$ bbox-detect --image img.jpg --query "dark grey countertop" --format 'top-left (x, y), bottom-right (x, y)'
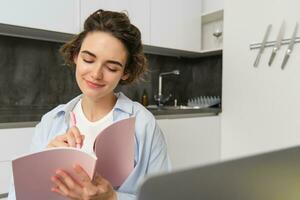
top-left (149, 107), bottom-right (221, 119)
top-left (0, 193), bottom-right (8, 199)
top-left (0, 108), bottom-right (221, 129)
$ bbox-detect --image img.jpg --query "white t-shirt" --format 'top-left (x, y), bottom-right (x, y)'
top-left (71, 99), bottom-right (113, 155)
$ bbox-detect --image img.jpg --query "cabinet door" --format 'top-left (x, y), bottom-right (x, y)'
top-left (202, 0), bottom-right (224, 14)
top-left (157, 116), bottom-right (220, 171)
top-left (0, 128), bottom-right (34, 161)
top-left (0, 0), bottom-right (80, 34)
top-left (80, 0), bottom-right (150, 45)
top-left (150, 0), bottom-right (202, 52)
top-left (0, 161), bottom-right (11, 195)
top-left (0, 128), bottom-right (34, 196)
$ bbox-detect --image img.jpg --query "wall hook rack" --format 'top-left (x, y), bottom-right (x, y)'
top-left (250, 37), bottom-right (300, 50)
top-left (251, 22), bottom-right (298, 69)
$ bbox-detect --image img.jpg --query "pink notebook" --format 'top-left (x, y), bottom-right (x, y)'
top-left (12, 117), bottom-right (135, 200)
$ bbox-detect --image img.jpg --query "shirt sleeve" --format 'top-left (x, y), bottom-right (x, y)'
top-left (115, 116), bottom-right (171, 200)
top-left (116, 191), bottom-right (136, 200)
top-left (7, 179), bottom-right (16, 200)
top-left (147, 121), bottom-right (172, 174)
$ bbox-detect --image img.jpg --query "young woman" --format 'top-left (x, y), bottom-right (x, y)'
top-left (8, 9), bottom-right (170, 200)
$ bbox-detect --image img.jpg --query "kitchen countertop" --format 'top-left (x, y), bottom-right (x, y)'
top-left (0, 193), bottom-right (8, 199)
top-left (0, 108), bottom-right (221, 129)
top-left (149, 107), bottom-right (221, 119)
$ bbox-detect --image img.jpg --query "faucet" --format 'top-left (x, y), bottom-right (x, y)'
top-left (154, 70), bottom-right (180, 106)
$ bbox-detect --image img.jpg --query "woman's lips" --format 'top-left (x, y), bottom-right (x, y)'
top-left (85, 80), bottom-right (105, 89)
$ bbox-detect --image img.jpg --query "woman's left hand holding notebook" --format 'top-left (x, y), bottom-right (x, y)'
top-left (51, 164), bottom-right (117, 200)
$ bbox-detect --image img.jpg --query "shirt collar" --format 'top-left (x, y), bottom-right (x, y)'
top-left (114, 92), bottom-right (134, 115)
top-left (52, 94), bottom-right (82, 118)
top-left (52, 92), bottom-right (133, 119)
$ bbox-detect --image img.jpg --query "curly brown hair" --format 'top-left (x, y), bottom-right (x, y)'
top-left (60, 9), bottom-right (148, 85)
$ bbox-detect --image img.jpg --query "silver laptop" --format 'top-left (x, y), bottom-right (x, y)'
top-left (137, 146), bottom-right (300, 200)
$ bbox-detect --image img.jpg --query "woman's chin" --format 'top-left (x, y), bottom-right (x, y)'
top-left (82, 89), bottom-right (112, 100)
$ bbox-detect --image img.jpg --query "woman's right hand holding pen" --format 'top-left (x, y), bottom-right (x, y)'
top-left (47, 112), bottom-right (84, 148)
top-left (47, 126), bottom-right (84, 148)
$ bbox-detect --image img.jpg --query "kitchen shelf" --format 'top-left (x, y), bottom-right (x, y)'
top-left (198, 49), bottom-right (222, 58)
top-left (201, 9), bottom-right (224, 52)
top-left (200, 48), bottom-right (222, 55)
top-left (202, 9), bottom-right (224, 24)
top-left (143, 45), bottom-right (221, 58)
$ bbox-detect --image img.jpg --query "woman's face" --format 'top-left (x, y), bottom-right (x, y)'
top-left (74, 31), bottom-right (128, 101)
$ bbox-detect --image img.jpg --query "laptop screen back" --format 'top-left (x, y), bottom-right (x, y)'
top-left (137, 146), bottom-right (300, 200)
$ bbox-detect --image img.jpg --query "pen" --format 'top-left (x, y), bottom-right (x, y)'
top-left (70, 112), bottom-right (81, 149)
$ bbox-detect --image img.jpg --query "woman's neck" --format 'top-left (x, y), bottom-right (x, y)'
top-left (81, 93), bottom-right (116, 122)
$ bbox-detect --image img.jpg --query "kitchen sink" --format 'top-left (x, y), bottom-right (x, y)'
top-left (147, 105), bottom-right (202, 110)
top-left (146, 105), bottom-right (220, 116)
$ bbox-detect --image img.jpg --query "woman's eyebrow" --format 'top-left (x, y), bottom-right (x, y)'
top-left (81, 50), bottom-right (96, 58)
top-left (81, 50), bottom-right (124, 68)
top-left (106, 60), bottom-right (124, 68)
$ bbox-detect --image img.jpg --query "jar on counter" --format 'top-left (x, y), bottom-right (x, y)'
top-left (141, 89), bottom-right (149, 107)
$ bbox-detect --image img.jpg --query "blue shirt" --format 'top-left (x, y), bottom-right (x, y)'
top-left (8, 92), bottom-right (171, 200)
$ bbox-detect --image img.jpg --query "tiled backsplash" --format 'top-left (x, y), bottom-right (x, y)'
top-left (0, 35), bottom-right (222, 123)
top-left (0, 35), bottom-right (80, 123)
top-left (118, 54), bottom-right (222, 106)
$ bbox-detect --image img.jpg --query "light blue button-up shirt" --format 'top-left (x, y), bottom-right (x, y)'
top-left (8, 92), bottom-right (171, 200)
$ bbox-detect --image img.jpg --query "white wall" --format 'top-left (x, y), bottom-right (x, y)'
top-left (222, 0), bottom-right (300, 160)
top-left (202, 0), bottom-right (223, 13)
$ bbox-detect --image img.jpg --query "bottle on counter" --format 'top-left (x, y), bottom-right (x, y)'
top-left (141, 89), bottom-right (149, 107)
top-left (174, 98), bottom-right (177, 107)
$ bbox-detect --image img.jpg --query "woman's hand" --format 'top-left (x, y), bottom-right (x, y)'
top-left (51, 164), bottom-right (117, 200)
top-left (47, 127), bottom-right (85, 148)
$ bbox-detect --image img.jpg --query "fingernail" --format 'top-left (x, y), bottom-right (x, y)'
top-left (76, 144), bottom-right (81, 149)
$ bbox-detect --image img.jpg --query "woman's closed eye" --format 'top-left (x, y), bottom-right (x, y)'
top-left (83, 59), bottom-right (94, 64)
top-left (106, 65), bottom-right (118, 72)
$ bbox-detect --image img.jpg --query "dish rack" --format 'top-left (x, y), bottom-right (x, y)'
top-left (187, 96), bottom-right (221, 108)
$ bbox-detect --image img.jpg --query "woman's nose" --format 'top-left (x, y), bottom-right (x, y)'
top-left (91, 65), bottom-right (103, 80)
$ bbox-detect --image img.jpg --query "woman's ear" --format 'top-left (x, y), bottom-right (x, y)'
top-left (73, 55), bottom-right (78, 65)
top-left (121, 73), bottom-right (129, 81)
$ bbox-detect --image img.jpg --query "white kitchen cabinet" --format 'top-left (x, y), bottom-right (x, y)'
top-left (157, 116), bottom-right (220, 171)
top-left (150, 0), bottom-right (202, 52)
top-left (81, 0), bottom-right (202, 52)
top-left (0, 128), bottom-right (34, 196)
top-left (0, 161), bottom-right (12, 195)
top-left (0, 127), bottom-right (34, 161)
top-left (0, 0), bottom-right (80, 34)
top-left (80, 0), bottom-right (150, 45)
top-left (202, 0), bottom-right (223, 14)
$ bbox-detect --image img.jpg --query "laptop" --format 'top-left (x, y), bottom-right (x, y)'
top-left (137, 145), bottom-right (300, 200)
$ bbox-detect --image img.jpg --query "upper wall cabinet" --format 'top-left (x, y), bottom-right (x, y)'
top-left (0, 0), bottom-right (80, 34)
top-left (81, 0), bottom-right (202, 53)
top-left (150, 0), bottom-right (202, 52)
top-left (0, 0), bottom-right (203, 53)
top-left (80, 0), bottom-right (150, 45)
top-left (202, 0), bottom-right (223, 14)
